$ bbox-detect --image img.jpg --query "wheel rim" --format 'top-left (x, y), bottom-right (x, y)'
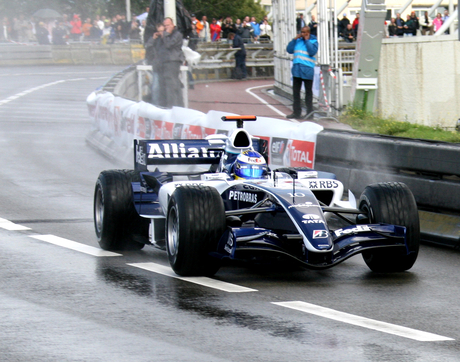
top-left (167, 206), bottom-right (179, 257)
top-left (95, 186), bottom-right (104, 234)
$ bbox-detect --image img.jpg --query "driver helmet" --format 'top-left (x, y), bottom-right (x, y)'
top-left (233, 150), bottom-right (268, 179)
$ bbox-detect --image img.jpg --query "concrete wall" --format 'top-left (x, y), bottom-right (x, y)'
top-left (0, 43), bottom-right (146, 66)
top-left (379, 36), bottom-right (460, 128)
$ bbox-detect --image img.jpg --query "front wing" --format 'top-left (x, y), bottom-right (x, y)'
top-left (215, 224), bottom-right (409, 270)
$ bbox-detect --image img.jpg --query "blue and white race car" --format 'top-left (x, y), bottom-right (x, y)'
top-left (93, 116), bottom-right (420, 276)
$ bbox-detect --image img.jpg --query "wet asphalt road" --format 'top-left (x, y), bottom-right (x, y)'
top-left (1, 65), bottom-right (460, 362)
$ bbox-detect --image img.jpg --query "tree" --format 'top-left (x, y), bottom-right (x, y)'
top-left (2, 0), bottom-right (151, 19)
top-left (182, 0), bottom-right (266, 21)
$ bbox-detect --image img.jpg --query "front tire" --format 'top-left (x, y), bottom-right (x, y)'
top-left (94, 170), bottom-right (148, 251)
top-left (359, 182), bottom-right (420, 272)
top-left (166, 186), bottom-right (226, 276)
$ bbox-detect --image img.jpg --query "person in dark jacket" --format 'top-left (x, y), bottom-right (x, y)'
top-left (308, 15), bottom-right (318, 36)
top-left (343, 23), bottom-right (354, 42)
top-left (52, 21), bottom-right (68, 45)
top-left (237, 18), bottom-right (253, 43)
top-left (228, 32), bottom-right (247, 79)
top-left (286, 26), bottom-right (318, 119)
top-left (221, 16), bottom-right (235, 39)
top-left (146, 17), bottom-right (184, 108)
top-left (36, 22), bottom-right (50, 44)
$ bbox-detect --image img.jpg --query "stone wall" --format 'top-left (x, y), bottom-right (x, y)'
top-left (379, 36), bottom-right (460, 128)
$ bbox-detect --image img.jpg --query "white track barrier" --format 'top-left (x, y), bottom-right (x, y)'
top-left (86, 91), bottom-right (324, 169)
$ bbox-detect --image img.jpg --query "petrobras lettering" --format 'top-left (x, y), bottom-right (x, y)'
top-left (302, 214), bottom-right (324, 224)
top-left (228, 190), bottom-right (258, 203)
top-left (335, 225), bottom-right (372, 237)
top-left (307, 180), bottom-right (339, 189)
top-left (147, 142), bottom-right (220, 159)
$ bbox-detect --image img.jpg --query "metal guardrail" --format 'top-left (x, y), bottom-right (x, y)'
top-left (315, 129), bottom-right (460, 213)
top-left (192, 43), bottom-right (275, 80)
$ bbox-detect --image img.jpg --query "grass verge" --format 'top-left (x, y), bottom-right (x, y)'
top-left (340, 107), bottom-right (460, 143)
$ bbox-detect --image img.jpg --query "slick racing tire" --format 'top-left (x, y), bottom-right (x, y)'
top-left (358, 182), bottom-right (420, 272)
top-left (94, 170), bottom-right (148, 251)
top-left (166, 185), bottom-right (226, 276)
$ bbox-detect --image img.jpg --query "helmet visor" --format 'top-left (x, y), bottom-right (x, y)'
top-left (238, 165), bottom-right (265, 178)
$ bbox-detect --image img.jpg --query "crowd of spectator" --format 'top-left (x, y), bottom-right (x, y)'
top-left (1, 11), bottom-right (273, 46)
top-left (0, 11), bottom-right (148, 45)
top-left (332, 9), bottom-right (452, 43)
top-left (387, 9), bottom-right (451, 37)
top-left (190, 14), bottom-right (273, 45)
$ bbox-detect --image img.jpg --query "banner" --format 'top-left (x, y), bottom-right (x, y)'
top-left (87, 91), bottom-right (323, 169)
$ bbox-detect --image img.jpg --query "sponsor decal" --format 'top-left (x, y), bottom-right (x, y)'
top-left (174, 182), bottom-right (205, 187)
top-left (137, 116), bottom-right (146, 138)
top-left (224, 233), bottom-right (234, 254)
top-left (136, 143), bottom-right (147, 166)
top-left (302, 214), bottom-right (324, 224)
top-left (287, 140), bottom-right (315, 168)
top-left (307, 180), bottom-right (339, 189)
top-left (228, 190), bottom-right (258, 203)
top-left (173, 123), bottom-right (183, 139)
top-left (182, 124), bottom-right (203, 139)
top-left (203, 127), bottom-right (217, 138)
top-left (271, 137), bottom-right (288, 163)
top-left (162, 122), bottom-right (174, 139)
top-left (248, 157), bottom-right (263, 164)
top-left (147, 142), bottom-right (221, 159)
top-left (153, 121), bottom-right (174, 139)
top-left (145, 117), bottom-right (152, 139)
top-left (335, 225), bottom-right (372, 237)
top-left (313, 230), bottom-right (328, 238)
top-left (288, 202), bottom-right (319, 209)
top-left (153, 120), bottom-right (163, 139)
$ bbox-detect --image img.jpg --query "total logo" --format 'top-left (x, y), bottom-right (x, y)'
top-left (302, 214), bottom-right (325, 224)
top-left (335, 225), bottom-right (372, 237)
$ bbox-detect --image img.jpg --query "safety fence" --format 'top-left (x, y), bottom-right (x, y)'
top-left (315, 129), bottom-right (460, 214)
top-left (0, 41), bottom-right (356, 81)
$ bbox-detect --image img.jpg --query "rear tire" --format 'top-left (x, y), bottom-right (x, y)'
top-left (359, 182), bottom-right (420, 272)
top-left (166, 186), bottom-right (226, 276)
top-left (94, 170), bottom-right (148, 251)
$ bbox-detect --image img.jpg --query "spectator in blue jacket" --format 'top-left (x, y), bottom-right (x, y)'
top-left (250, 16), bottom-right (260, 43)
top-left (286, 26), bottom-right (318, 119)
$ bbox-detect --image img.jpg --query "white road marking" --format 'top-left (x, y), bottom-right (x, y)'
top-left (29, 235), bottom-right (122, 257)
top-left (128, 262), bottom-right (258, 293)
top-left (245, 84), bottom-right (288, 117)
top-left (0, 77), bottom-right (107, 107)
top-left (0, 218), bottom-right (31, 231)
top-left (273, 301), bottom-right (454, 342)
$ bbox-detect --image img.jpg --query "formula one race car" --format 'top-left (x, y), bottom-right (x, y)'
top-left (93, 116), bottom-right (420, 276)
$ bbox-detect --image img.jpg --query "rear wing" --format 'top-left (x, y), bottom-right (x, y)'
top-left (134, 139), bottom-right (225, 171)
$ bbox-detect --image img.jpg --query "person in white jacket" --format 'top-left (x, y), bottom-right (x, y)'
top-left (198, 15), bottom-right (211, 42)
top-left (259, 19), bottom-right (272, 40)
top-left (420, 11), bottom-right (433, 35)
